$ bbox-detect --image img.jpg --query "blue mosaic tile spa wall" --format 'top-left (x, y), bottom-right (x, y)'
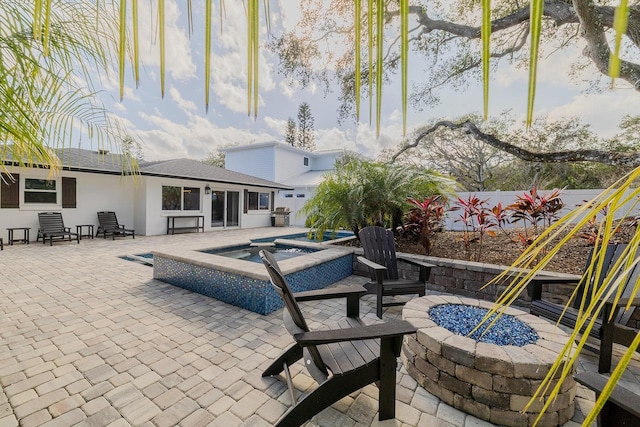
top-left (153, 254), bottom-right (353, 315)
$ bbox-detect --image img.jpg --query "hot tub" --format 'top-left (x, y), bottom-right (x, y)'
top-left (152, 240), bottom-right (353, 315)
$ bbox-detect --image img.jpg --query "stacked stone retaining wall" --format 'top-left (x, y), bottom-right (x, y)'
top-left (350, 250), bottom-right (640, 328)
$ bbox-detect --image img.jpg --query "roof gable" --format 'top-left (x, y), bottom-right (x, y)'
top-left (4, 148), bottom-right (290, 189)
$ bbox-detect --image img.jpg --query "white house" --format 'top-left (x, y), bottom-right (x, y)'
top-left (1, 148), bottom-right (291, 241)
top-left (224, 141), bottom-right (351, 226)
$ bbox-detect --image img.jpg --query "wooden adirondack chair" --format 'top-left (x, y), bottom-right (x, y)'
top-left (96, 211), bottom-right (135, 239)
top-left (37, 212), bottom-right (79, 246)
top-left (358, 226), bottom-right (435, 318)
top-left (259, 249), bottom-right (416, 427)
top-left (528, 244), bottom-right (640, 373)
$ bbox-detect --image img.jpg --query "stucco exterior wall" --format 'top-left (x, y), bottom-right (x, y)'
top-left (273, 149), bottom-right (310, 182)
top-left (1, 167), bottom-right (279, 239)
top-left (0, 167), bottom-right (135, 241)
top-left (225, 146), bottom-right (276, 182)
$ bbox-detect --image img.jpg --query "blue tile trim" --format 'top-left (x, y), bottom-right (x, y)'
top-left (153, 254), bottom-right (353, 315)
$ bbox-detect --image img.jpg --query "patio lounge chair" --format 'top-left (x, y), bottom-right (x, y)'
top-left (529, 244), bottom-right (640, 373)
top-left (358, 226), bottom-right (435, 318)
top-left (37, 212), bottom-right (79, 246)
top-left (96, 211), bottom-right (135, 239)
top-left (259, 249), bottom-right (416, 427)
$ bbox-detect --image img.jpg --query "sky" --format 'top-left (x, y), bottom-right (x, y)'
top-left (94, 0), bottom-right (640, 162)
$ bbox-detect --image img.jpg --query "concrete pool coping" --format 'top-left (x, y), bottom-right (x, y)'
top-left (151, 238), bottom-right (355, 280)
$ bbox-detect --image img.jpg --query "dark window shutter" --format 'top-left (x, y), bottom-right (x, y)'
top-left (271, 191), bottom-right (275, 210)
top-left (243, 190), bottom-right (248, 213)
top-left (1, 173), bottom-right (19, 208)
top-left (62, 177), bottom-right (77, 208)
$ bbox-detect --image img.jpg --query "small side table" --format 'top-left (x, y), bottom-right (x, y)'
top-left (7, 227), bottom-right (30, 245)
top-left (76, 224), bottom-right (94, 240)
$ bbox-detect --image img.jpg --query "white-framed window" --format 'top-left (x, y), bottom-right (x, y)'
top-left (303, 157), bottom-right (309, 166)
top-left (296, 193), bottom-right (306, 198)
top-left (24, 178), bottom-right (57, 204)
top-left (162, 185), bottom-right (201, 211)
top-left (283, 194), bottom-right (293, 198)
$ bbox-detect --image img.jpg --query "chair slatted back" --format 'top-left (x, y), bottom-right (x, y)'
top-left (38, 212), bottom-right (66, 233)
top-left (574, 243), bottom-right (640, 323)
top-left (259, 250), bottom-right (329, 376)
top-left (359, 226), bottom-right (399, 280)
top-left (97, 211), bottom-right (119, 230)
top-left (618, 244), bottom-right (640, 325)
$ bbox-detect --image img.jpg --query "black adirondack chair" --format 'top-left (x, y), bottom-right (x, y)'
top-left (259, 249), bottom-right (416, 427)
top-left (96, 211), bottom-right (135, 239)
top-left (37, 212), bottom-right (79, 246)
top-left (528, 244), bottom-right (640, 373)
top-left (358, 226), bottom-right (435, 318)
top-left (574, 372), bottom-right (640, 427)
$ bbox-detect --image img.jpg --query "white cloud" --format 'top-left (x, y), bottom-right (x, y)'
top-left (494, 43), bottom-right (594, 91)
top-left (547, 90), bottom-right (640, 137)
top-left (135, 0), bottom-right (196, 81)
top-left (207, 1), bottom-right (277, 113)
top-left (169, 86), bottom-right (198, 112)
top-left (263, 117), bottom-right (287, 135)
top-left (134, 110), bottom-right (277, 160)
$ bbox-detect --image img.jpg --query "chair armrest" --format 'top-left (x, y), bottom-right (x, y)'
top-left (397, 256), bottom-right (435, 281)
top-left (294, 320), bottom-right (416, 345)
top-left (294, 285), bottom-right (367, 302)
top-left (295, 285), bottom-right (367, 318)
top-left (527, 273), bottom-right (582, 300)
top-left (605, 297), bottom-right (640, 307)
top-left (396, 256), bottom-right (436, 270)
top-left (357, 256), bottom-right (387, 286)
top-left (529, 275), bottom-right (581, 284)
top-left (357, 256), bottom-right (386, 272)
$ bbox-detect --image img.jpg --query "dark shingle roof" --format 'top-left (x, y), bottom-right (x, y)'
top-left (4, 148), bottom-right (290, 189)
top-left (139, 158), bottom-right (290, 189)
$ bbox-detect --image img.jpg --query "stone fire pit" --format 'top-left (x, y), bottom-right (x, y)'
top-left (402, 295), bottom-right (577, 427)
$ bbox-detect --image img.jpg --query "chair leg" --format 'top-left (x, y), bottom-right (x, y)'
top-left (599, 304), bottom-right (615, 373)
top-left (263, 344), bottom-right (303, 377)
top-left (378, 335), bottom-right (402, 420)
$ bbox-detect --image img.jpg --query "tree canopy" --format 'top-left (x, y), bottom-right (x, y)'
top-left (387, 113), bottom-right (638, 190)
top-left (271, 1), bottom-right (640, 123)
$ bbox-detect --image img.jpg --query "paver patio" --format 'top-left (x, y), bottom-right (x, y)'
top-left (1, 227), bottom-right (638, 426)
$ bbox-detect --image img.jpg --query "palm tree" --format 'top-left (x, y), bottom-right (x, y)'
top-left (301, 157), bottom-right (454, 237)
top-left (1, 1), bottom-right (135, 173)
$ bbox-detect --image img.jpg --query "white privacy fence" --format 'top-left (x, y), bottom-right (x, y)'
top-left (444, 189), bottom-right (640, 231)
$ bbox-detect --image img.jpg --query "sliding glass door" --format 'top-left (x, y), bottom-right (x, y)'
top-left (211, 190), bottom-right (239, 228)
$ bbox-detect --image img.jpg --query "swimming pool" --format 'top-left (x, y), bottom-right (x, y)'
top-left (200, 243), bottom-right (318, 263)
top-left (251, 230), bottom-right (355, 244)
top-left (153, 240), bottom-right (354, 315)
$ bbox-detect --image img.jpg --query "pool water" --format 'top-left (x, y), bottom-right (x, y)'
top-left (251, 230), bottom-right (354, 244)
top-left (200, 244), bottom-right (318, 263)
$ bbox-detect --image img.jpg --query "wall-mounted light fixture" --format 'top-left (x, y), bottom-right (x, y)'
top-left (204, 184), bottom-right (211, 195)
